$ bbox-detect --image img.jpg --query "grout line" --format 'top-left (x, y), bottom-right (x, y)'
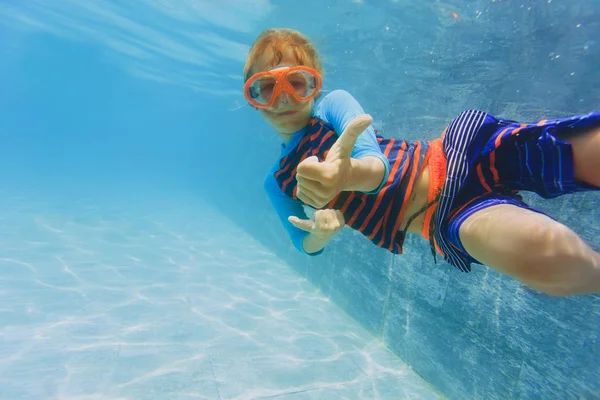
top-left (208, 355), bottom-right (222, 400)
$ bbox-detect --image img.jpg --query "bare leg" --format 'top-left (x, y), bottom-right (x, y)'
top-left (560, 125), bottom-right (600, 186)
top-left (459, 204), bottom-right (600, 296)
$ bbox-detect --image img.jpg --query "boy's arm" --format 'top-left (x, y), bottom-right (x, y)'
top-left (264, 173), bottom-right (330, 255)
top-left (319, 90), bottom-right (391, 194)
top-left (299, 224), bottom-right (335, 254)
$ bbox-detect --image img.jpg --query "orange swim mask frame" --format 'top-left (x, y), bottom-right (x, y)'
top-left (243, 66), bottom-right (323, 109)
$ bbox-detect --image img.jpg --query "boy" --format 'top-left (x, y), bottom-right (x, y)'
top-left (243, 28), bottom-right (600, 296)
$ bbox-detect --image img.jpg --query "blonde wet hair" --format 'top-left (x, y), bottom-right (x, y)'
top-left (243, 28), bottom-right (324, 81)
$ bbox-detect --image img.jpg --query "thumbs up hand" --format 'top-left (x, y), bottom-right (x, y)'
top-left (296, 114), bottom-right (373, 208)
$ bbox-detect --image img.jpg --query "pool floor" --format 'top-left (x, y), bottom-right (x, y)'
top-left (0, 188), bottom-right (442, 400)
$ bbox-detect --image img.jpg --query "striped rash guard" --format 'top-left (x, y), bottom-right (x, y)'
top-left (264, 90), bottom-right (428, 255)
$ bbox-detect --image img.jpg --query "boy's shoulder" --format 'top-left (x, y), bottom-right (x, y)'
top-left (317, 89), bottom-right (354, 103)
top-left (313, 89), bottom-right (357, 121)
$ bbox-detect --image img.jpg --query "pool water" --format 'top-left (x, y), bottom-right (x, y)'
top-left (0, 188), bottom-right (442, 399)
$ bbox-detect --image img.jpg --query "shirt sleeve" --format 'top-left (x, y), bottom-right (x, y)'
top-left (264, 172), bottom-right (324, 256)
top-left (316, 89), bottom-right (390, 194)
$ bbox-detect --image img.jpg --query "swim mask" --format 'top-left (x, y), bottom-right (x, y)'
top-left (243, 66), bottom-right (322, 109)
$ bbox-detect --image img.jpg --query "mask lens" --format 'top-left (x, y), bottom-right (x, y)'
top-left (248, 76), bottom-right (277, 105)
top-left (286, 70), bottom-right (317, 99)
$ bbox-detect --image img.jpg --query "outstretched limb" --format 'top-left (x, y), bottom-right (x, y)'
top-left (459, 204), bottom-right (600, 296)
top-left (560, 125), bottom-right (600, 187)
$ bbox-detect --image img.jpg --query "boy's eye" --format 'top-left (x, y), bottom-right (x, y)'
top-left (290, 80), bottom-right (307, 94)
top-left (287, 71), bottom-right (316, 97)
top-left (260, 81), bottom-right (275, 94)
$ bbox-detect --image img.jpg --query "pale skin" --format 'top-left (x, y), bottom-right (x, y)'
top-left (251, 49), bottom-right (600, 296)
top-left (459, 127), bottom-right (600, 296)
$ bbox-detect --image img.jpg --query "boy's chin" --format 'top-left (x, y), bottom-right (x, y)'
top-left (264, 112), bottom-right (309, 134)
top-left (272, 118), bottom-right (309, 134)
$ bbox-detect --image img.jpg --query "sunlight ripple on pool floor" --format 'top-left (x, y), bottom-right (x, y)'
top-left (0, 190), bottom-right (442, 400)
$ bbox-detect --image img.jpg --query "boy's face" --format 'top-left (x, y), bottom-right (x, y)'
top-left (249, 48), bottom-right (315, 141)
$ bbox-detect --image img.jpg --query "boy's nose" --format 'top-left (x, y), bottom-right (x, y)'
top-left (275, 91), bottom-right (290, 105)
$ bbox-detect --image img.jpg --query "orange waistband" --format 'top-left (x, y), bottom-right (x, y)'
top-left (421, 137), bottom-right (447, 242)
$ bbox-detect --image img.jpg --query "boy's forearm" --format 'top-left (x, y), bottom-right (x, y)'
top-left (343, 156), bottom-right (386, 193)
top-left (302, 232), bottom-right (334, 254)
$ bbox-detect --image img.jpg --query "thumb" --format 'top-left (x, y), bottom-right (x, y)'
top-left (326, 114), bottom-right (373, 162)
top-left (288, 216), bottom-right (313, 232)
top-left (297, 155), bottom-right (320, 175)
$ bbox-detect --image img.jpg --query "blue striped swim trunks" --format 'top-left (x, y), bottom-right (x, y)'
top-left (443, 112), bottom-right (600, 266)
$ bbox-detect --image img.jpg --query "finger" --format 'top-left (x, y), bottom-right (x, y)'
top-left (297, 156), bottom-right (327, 181)
top-left (297, 179), bottom-right (332, 207)
top-left (296, 175), bottom-right (327, 196)
top-left (319, 210), bottom-right (344, 231)
top-left (326, 211), bottom-right (343, 232)
top-left (335, 210), bottom-right (346, 225)
top-left (288, 216), bottom-right (313, 232)
top-left (297, 181), bottom-right (322, 202)
top-left (296, 186), bottom-right (322, 209)
top-left (326, 114), bottom-right (373, 162)
top-left (297, 155), bottom-right (319, 172)
top-left (315, 209), bottom-right (332, 223)
top-left (315, 210), bottom-right (342, 235)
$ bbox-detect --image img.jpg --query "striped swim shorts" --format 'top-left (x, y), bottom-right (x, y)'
top-left (444, 112), bottom-right (600, 266)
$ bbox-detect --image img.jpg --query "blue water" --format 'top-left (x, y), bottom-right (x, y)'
top-left (1, 1), bottom-right (599, 399)
top-left (0, 189), bottom-right (442, 399)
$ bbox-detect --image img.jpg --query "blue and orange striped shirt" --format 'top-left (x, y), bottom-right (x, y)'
top-left (264, 90), bottom-right (427, 255)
